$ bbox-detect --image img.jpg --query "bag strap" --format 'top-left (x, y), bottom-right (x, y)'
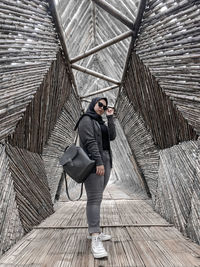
top-left (63, 171), bottom-right (84, 201)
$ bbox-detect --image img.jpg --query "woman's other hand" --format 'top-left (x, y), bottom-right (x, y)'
top-left (96, 165), bottom-right (105, 176)
top-left (106, 108), bottom-right (114, 116)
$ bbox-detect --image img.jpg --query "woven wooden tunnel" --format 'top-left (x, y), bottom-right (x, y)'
top-left (0, 0), bottom-right (200, 260)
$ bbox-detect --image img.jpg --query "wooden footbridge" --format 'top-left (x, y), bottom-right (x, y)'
top-left (1, 184), bottom-right (200, 267)
top-left (1, 0), bottom-right (200, 266)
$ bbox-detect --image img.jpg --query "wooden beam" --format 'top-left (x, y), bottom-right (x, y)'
top-left (34, 223), bottom-right (173, 229)
top-left (133, 0), bottom-right (147, 33)
top-left (80, 85), bottom-right (119, 98)
top-left (48, 0), bottom-right (79, 98)
top-left (92, 1), bottom-right (97, 43)
top-left (71, 64), bottom-right (121, 85)
top-left (70, 31), bottom-right (133, 63)
top-left (81, 99), bottom-right (91, 103)
top-left (92, 0), bottom-right (134, 29)
top-left (116, 0), bottom-right (147, 106)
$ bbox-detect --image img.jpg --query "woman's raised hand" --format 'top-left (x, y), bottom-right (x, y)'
top-left (106, 108), bottom-right (114, 116)
top-left (96, 165), bottom-right (105, 176)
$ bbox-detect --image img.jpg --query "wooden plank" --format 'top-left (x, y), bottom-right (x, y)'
top-left (1, 226), bottom-right (200, 266)
top-left (1, 184), bottom-right (200, 266)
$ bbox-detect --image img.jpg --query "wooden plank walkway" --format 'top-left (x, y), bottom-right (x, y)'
top-left (0, 184), bottom-right (200, 267)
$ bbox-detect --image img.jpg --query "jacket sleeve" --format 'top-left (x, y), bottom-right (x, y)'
top-left (78, 116), bottom-right (103, 166)
top-left (107, 115), bottom-right (116, 141)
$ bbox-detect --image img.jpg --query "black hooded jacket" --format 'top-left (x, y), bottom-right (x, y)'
top-left (76, 97), bottom-right (116, 167)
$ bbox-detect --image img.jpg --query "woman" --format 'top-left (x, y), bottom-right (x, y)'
top-left (75, 97), bottom-right (116, 258)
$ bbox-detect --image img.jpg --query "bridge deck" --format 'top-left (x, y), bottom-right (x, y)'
top-left (0, 184), bottom-right (200, 267)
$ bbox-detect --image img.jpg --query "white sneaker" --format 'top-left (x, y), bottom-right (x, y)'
top-left (88, 232), bottom-right (111, 241)
top-left (91, 236), bottom-right (108, 258)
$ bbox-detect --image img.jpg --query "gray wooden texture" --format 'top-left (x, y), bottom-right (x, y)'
top-left (155, 141), bottom-right (199, 243)
top-left (187, 140), bottom-right (200, 243)
top-left (6, 144), bottom-right (54, 233)
top-left (0, 0), bottom-right (81, 256)
top-left (54, 0), bottom-right (140, 105)
top-left (0, 0), bottom-right (200, 260)
top-left (7, 51), bottom-right (74, 154)
top-left (0, 144), bottom-right (24, 255)
top-left (122, 52), bottom-right (197, 149)
top-left (42, 90), bottom-right (81, 202)
top-left (110, 118), bottom-right (148, 196)
top-left (135, 0), bottom-right (200, 134)
top-left (0, 0), bottom-right (59, 140)
top-left (116, 90), bottom-right (200, 244)
top-left (115, 90), bottom-right (160, 203)
top-left (0, 185), bottom-right (200, 267)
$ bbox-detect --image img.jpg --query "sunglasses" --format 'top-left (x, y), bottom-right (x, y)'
top-left (98, 102), bottom-right (108, 111)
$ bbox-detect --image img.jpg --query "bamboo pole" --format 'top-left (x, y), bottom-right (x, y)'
top-left (92, 1), bottom-right (97, 42)
top-left (48, 0), bottom-right (79, 98)
top-left (81, 99), bottom-right (91, 104)
top-left (116, 0), bottom-right (147, 107)
top-left (70, 31), bottom-right (133, 63)
top-left (71, 64), bottom-right (121, 84)
top-left (133, 0), bottom-right (147, 32)
top-left (33, 223), bottom-right (173, 229)
top-left (92, 0), bottom-right (134, 29)
top-left (80, 85), bottom-right (119, 98)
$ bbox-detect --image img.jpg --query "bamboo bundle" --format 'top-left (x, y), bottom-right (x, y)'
top-left (0, 0), bottom-right (59, 141)
top-left (135, 0), bottom-right (200, 133)
top-left (155, 141), bottom-right (198, 237)
top-left (0, 144), bottom-right (24, 256)
top-left (0, 1), bottom-right (81, 254)
top-left (7, 51), bottom-right (73, 154)
top-left (122, 52), bottom-right (197, 149)
top-left (116, 91), bottom-right (200, 244)
top-left (186, 139), bottom-right (200, 243)
top-left (5, 144), bottom-right (54, 233)
top-left (42, 91), bottom-right (81, 201)
top-left (115, 90), bottom-right (160, 203)
top-left (114, 0), bottom-right (200, 246)
top-left (110, 119), bottom-right (148, 196)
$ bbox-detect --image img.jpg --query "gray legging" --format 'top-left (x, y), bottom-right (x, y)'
top-left (84, 150), bottom-right (111, 234)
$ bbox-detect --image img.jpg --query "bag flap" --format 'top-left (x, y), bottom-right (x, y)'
top-left (59, 144), bottom-right (78, 165)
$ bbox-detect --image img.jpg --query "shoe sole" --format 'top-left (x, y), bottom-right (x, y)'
top-left (92, 251), bottom-right (108, 258)
top-left (87, 236), bottom-right (111, 241)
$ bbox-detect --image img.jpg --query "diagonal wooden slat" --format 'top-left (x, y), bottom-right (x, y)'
top-left (92, 0), bottom-right (134, 29)
top-left (80, 85), bottom-right (119, 98)
top-left (71, 64), bottom-right (121, 84)
top-left (70, 30), bottom-right (133, 63)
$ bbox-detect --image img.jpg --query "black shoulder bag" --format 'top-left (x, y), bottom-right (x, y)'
top-left (59, 143), bottom-right (95, 201)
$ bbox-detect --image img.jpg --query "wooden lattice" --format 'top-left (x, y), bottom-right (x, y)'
top-left (42, 90), bottom-right (81, 201)
top-left (0, 0), bottom-right (81, 256)
top-left (116, 89), bottom-right (160, 202)
top-left (123, 52), bottom-right (197, 149)
top-left (7, 51), bottom-right (74, 154)
top-left (136, 0), bottom-right (200, 133)
top-left (0, 144), bottom-right (24, 255)
top-left (155, 141), bottom-right (198, 235)
top-left (6, 144), bottom-right (54, 233)
top-left (0, 0), bottom-right (59, 140)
